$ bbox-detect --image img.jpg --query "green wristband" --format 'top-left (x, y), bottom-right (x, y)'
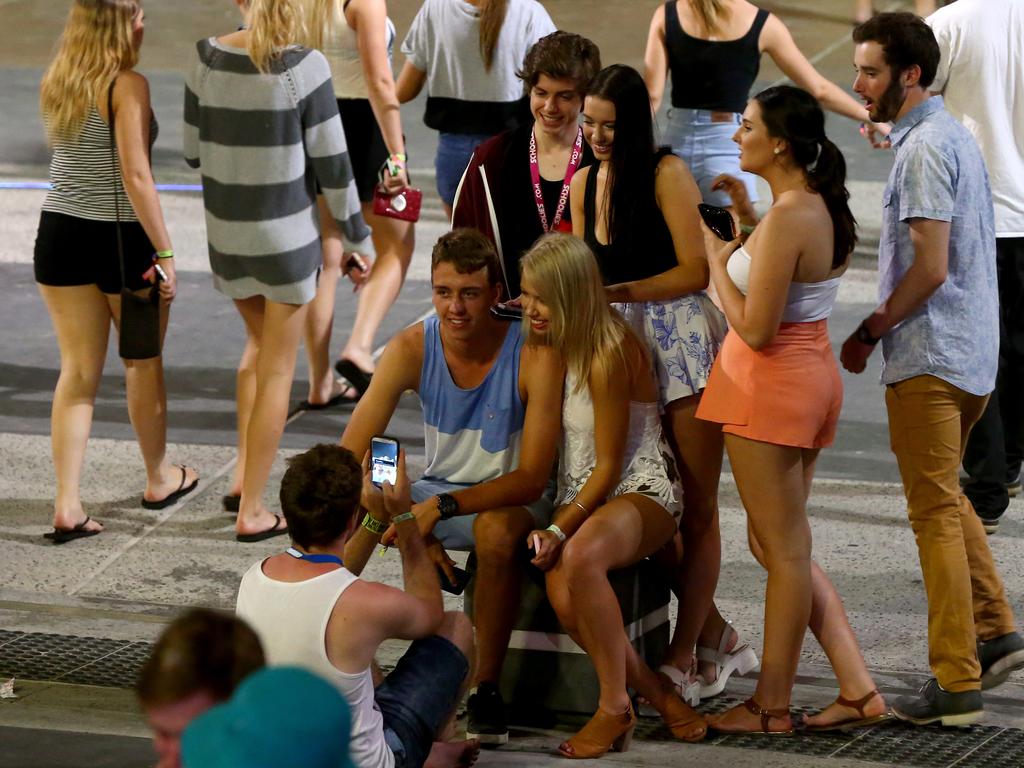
top-left (155, 250), bottom-right (174, 259)
top-left (361, 514), bottom-right (388, 535)
top-left (391, 511), bottom-right (416, 525)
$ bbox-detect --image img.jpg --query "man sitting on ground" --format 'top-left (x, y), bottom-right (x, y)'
top-left (340, 228), bottom-right (563, 745)
top-left (137, 607), bottom-right (266, 768)
top-left (236, 444), bottom-right (479, 768)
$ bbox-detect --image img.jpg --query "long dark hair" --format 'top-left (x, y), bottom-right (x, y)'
top-left (584, 64), bottom-right (659, 246)
top-left (753, 86), bottom-right (857, 268)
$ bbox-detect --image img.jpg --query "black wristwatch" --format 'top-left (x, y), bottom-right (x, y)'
top-left (436, 493), bottom-right (459, 520)
top-left (854, 321), bottom-right (881, 346)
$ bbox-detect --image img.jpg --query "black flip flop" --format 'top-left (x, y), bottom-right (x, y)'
top-left (43, 516), bottom-right (102, 545)
top-left (296, 389), bottom-right (359, 411)
top-left (334, 359), bottom-right (373, 398)
top-left (223, 494), bottom-right (240, 513)
top-left (141, 465), bottom-right (199, 510)
top-left (236, 514), bottom-right (287, 543)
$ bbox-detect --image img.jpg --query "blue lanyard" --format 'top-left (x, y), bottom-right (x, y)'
top-left (286, 547), bottom-right (343, 566)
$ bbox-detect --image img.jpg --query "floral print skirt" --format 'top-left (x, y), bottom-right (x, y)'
top-left (616, 291), bottom-right (727, 407)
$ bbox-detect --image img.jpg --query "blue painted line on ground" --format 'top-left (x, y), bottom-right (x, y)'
top-left (0, 181), bottom-right (202, 192)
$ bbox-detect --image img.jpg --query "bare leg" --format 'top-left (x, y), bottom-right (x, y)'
top-left (709, 435), bottom-right (810, 731)
top-left (107, 292), bottom-right (198, 500)
top-left (660, 392), bottom-right (727, 675)
top-left (559, 495), bottom-right (677, 712)
top-left (38, 284), bottom-right (110, 532)
top-left (227, 298), bottom-right (264, 498)
top-left (235, 298), bottom-right (307, 535)
top-left (304, 197), bottom-right (350, 404)
top-left (338, 203), bottom-right (414, 374)
top-left (470, 506), bottom-right (535, 685)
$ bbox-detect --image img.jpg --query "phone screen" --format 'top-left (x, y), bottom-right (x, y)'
top-left (371, 437), bottom-right (399, 488)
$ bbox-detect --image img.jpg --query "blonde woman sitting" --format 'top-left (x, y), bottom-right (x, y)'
top-left (519, 233), bottom-right (706, 759)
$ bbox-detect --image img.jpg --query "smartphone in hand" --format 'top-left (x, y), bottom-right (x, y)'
top-left (370, 436), bottom-right (400, 488)
top-left (490, 302), bottom-right (523, 321)
top-left (698, 203), bottom-right (737, 242)
top-left (437, 564), bottom-right (471, 595)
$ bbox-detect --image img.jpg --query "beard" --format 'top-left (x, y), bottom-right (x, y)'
top-left (870, 75), bottom-right (908, 123)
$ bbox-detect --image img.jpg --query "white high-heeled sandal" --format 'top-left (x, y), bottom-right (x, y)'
top-left (657, 662), bottom-right (702, 707)
top-left (696, 622), bottom-right (760, 699)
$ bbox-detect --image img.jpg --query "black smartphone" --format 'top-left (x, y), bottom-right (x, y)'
top-left (490, 302), bottom-right (523, 321)
top-left (437, 564), bottom-right (471, 596)
top-left (698, 203), bottom-right (737, 242)
top-left (370, 436), bottom-right (399, 488)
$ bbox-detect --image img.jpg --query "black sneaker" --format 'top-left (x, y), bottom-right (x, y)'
top-left (978, 632), bottom-right (1024, 690)
top-left (977, 510), bottom-right (1002, 535)
top-left (466, 682), bottom-right (508, 746)
top-left (1007, 476), bottom-right (1021, 498)
top-left (891, 678), bottom-right (982, 727)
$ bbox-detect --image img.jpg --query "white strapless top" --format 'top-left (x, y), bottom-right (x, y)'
top-left (727, 246), bottom-right (841, 323)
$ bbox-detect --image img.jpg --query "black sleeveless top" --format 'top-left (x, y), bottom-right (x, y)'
top-left (665, 2), bottom-right (769, 113)
top-left (582, 151), bottom-right (679, 286)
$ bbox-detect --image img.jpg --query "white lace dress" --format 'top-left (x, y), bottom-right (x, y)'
top-left (556, 372), bottom-right (682, 522)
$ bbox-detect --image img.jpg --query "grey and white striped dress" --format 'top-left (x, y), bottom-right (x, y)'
top-left (184, 38), bottom-right (372, 304)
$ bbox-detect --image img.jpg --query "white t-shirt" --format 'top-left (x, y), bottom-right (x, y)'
top-left (928, 0), bottom-right (1024, 236)
top-left (401, 0), bottom-right (556, 133)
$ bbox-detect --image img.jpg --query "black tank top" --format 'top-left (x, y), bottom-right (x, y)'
top-left (582, 151), bottom-right (679, 286)
top-left (665, 2), bottom-right (769, 112)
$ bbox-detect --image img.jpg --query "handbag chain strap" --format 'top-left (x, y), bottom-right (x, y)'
top-left (107, 77), bottom-right (128, 292)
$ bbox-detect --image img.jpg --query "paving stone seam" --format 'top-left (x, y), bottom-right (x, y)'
top-left (943, 728), bottom-right (1007, 768)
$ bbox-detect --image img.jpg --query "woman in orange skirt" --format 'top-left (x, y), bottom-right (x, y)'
top-left (697, 85), bottom-right (889, 734)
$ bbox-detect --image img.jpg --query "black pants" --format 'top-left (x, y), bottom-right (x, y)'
top-left (963, 237), bottom-right (1024, 519)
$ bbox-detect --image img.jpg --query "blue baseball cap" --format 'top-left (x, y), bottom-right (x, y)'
top-left (181, 666), bottom-right (355, 768)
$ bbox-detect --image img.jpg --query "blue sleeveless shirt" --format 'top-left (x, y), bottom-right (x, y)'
top-left (419, 315), bottom-right (525, 483)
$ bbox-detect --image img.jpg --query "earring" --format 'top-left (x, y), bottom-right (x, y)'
top-left (773, 147), bottom-right (782, 155)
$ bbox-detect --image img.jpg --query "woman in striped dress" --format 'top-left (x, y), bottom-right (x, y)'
top-left (185, 0), bottom-right (373, 541)
top-left (34, 0), bottom-right (200, 543)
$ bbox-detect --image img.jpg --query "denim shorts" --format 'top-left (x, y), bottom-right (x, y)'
top-left (412, 477), bottom-right (555, 551)
top-left (663, 108), bottom-right (760, 206)
top-left (378, 635), bottom-right (469, 768)
top-left (434, 132), bottom-right (492, 206)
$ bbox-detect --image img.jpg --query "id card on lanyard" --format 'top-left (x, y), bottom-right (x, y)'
top-left (529, 126), bottom-right (584, 233)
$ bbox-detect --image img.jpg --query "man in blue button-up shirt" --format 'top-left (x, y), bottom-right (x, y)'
top-left (843, 12), bottom-right (1023, 728)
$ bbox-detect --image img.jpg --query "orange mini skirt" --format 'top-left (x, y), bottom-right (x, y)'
top-left (696, 319), bottom-right (842, 449)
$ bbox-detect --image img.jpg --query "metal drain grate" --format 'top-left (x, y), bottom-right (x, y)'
top-left (0, 629), bottom-right (149, 689)
top-left (3, 630), bottom-right (1024, 767)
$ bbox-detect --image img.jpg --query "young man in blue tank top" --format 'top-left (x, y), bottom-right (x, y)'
top-left (341, 229), bottom-right (564, 746)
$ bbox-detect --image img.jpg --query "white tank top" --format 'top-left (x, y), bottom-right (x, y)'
top-left (321, 3), bottom-right (396, 99)
top-left (726, 245), bottom-right (842, 323)
top-left (236, 560), bottom-right (394, 768)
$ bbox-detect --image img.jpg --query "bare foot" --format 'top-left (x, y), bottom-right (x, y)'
top-left (236, 506), bottom-right (288, 537)
top-left (707, 701), bottom-right (791, 734)
top-left (306, 378), bottom-right (359, 407)
top-left (803, 690), bottom-right (888, 729)
top-left (338, 347), bottom-right (375, 375)
top-left (143, 464), bottom-right (199, 505)
top-left (424, 739), bottom-right (480, 768)
top-left (52, 508), bottom-right (105, 533)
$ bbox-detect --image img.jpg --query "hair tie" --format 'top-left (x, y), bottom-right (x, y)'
top-left (808, 140), bottom-right (823, 173)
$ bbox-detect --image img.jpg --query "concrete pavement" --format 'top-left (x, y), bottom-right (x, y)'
top-left (3, 1), bottom-right (1024, 767)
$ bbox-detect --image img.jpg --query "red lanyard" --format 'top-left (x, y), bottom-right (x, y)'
top-left (529, 126), bottom-right (584, 233)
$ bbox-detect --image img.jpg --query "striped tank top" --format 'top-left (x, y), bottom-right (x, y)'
top-left (419, 315), bottom-right (525, 484)
top-left (42, 104), bottom-right (158, 222)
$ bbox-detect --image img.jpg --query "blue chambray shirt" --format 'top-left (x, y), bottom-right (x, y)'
top-left (878, 96), bottom-right (998, 396)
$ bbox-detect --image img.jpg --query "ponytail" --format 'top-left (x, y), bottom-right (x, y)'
top-left (807, 139), bottom-right (857, 268)
top-left (479, 0), bottom-right (509, 71)
top-left (754, 85), bottom-right (857, 268)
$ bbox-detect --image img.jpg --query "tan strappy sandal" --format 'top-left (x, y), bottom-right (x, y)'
top-left (803, 689), bottom-right (893, 732)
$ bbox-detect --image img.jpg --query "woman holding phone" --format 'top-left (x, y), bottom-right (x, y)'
top-left (35, 0), bottom-right (199, 543)
top-left (698, 85), bottom-right (887, 733)
top-left (521, 233), bottom-right (705, 758)
top-left (570, 64), bottom-right (751, 707)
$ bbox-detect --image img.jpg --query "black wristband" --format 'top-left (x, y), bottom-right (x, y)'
top-left (855, 321), bottom-right (881, 346)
